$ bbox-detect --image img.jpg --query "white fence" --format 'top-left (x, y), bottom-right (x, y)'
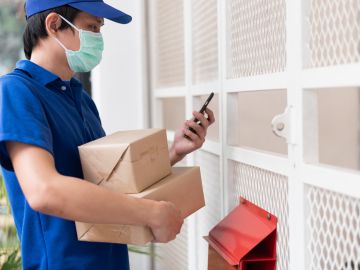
top-left (147, 0), bottom-right (360, 269)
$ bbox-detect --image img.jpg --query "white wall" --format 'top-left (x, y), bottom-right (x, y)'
top-left (91, 1), bottom-right (152, 269)
top-left (92, 0), bottom-right (149, 135)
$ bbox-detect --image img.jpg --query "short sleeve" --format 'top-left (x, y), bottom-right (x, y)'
top-left (0, 75), bottom-right (53, 171)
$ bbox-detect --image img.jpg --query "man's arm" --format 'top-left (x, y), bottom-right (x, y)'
top-left (6, 141), bottom-right (183, 243)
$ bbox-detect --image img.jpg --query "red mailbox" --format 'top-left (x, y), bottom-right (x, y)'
top-left (204, 197), bottom-right (277, 270)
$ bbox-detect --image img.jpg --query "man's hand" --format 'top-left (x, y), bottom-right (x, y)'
top-left (169, 108), bottom-right (215, 165)
top-left (148, 201), bottom-right (184, 243)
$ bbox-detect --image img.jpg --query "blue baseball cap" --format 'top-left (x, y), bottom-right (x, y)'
top-left (25, 0), bottom-right (132, 24)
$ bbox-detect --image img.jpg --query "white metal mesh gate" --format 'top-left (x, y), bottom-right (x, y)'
top-left (227, 0), bottom-right (286, 78)
top-left (148, 0), bottom-right (360, 269)
top-left (306, 186), bottom-right (360, 270)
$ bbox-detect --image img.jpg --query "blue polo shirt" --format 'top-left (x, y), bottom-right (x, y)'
top-left (0, 60), bottom-right (129, 270)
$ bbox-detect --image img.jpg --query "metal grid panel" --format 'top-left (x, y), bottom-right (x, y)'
top-left (305, 0), bottom-right (360, 68)
top-left (152, 0), bottom-right (185, 88)
top-left (155, 220), bottom-right (189, 270)
top-left (306, 185), bottom-right (360, 270)
top-left (227, 0), bottom-right (286, 78)
top-left (228, 160), bottom-right (289, 270)
top-left (193, 150), bottom-right (222, 270)
top-left (192, 0), bottom-right (219, 84)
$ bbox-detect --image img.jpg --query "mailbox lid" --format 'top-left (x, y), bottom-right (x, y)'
top-left (206, 197), bottom-right (277, 266)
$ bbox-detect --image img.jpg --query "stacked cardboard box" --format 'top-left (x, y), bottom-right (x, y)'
top-left (75, 128), bottom-right (205, 245)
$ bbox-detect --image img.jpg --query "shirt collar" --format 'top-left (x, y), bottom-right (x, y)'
top-left (15, 60), bottom-right (82, 88)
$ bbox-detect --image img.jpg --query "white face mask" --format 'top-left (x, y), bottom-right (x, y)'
top-left (53, 14), bottom-right (104, 73)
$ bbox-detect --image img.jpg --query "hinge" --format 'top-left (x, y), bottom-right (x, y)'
top-left (271, 106), bottom-right (296, 145)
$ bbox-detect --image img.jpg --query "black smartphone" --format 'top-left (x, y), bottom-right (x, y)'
top-left (198, 92), bottom-right (214, 115)
top-left (186, 92), bottom-right (214, 136)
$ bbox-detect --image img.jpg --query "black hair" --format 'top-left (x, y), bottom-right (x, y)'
top-left (23, 5), bottom-right (81, 59)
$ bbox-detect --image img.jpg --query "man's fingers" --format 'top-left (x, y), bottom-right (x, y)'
top-left (205, 108), bottom-right (215, 125)
top-left (192, 111), bottom-right (210, 129)
top-left (185, 120), bottom-right (206, 139)
top-left (183, 127), bottom-right (200, 142)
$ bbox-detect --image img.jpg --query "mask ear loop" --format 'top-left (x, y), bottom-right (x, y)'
top-left (58, 14), bottom-right (80, 32)
top-left (53, 36), bottom-right (68, 51)
top-left (53, 14), bottom-right (81, 52)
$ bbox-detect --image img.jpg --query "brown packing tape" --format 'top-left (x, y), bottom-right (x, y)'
top-left (79, 129), bottom-right (163, 148)
top-left (79, 128), bottom-right (166, 162)
top-left (78, 143), bottom-right (129, 185)
top-left (124, 129), bottom-right (169, 162)
top-left (103, 147), bottom-right (171, 193)
top-left (75, 167), bottom-right (205, 245)
top-left (76, 223), bottom-right (154, 245)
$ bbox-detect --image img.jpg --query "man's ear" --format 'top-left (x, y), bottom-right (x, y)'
top-left (45, 13), bottom-right (62, 37)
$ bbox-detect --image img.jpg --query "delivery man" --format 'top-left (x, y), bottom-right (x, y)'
top-left (0, 1), bottom-right (215, 269)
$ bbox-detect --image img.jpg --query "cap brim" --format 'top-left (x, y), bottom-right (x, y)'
top-left (69, 1), bottom-right (132, 24)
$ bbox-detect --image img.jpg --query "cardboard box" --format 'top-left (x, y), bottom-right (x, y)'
top-left (78, 128), bottom-right (171, 194)
top-left (75, 167), bottom-right (205, 245)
